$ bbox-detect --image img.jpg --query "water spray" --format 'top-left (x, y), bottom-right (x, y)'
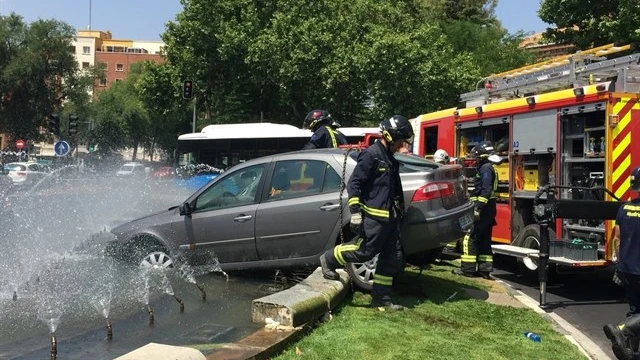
top-left (147, 305), bottom-right (154, 325)
top-left (106, 318), bottom-right (113, 341)
top-left (196, 283), bottom-right (207, 300)
top-left (50, 332), bottom-right (57, 359)
top-left (174, 295), bottom-right (185, 312)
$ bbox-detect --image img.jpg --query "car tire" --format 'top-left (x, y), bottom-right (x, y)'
top-left (516, 224), bottom-right (556, 273)
top-left (345, 254), bottom-right (378, 293)
top-left (131, 240), bottom-right (173, 269)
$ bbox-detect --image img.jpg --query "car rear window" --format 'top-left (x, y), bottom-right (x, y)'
top-left (347, 152), bottom-right (439, 172)
top-left (6, 164), bottom-right (26, 171)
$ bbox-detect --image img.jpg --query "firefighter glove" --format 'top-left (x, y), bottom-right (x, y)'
top-left (613, 266), bottom-right (624, 287)
top-left (350, 213), bottom-right (363, 234)
top-left (473, 202), bottom-right (483, 220)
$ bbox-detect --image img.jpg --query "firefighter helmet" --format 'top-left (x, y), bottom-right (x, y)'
top-left (631, 166), bottom-right (640, 190)
top-left (380, 115), bottom-right (414, 144)
top-left (470, 141), bottom-right (495, 159)
top-left (303, 110), bottom-right (332, 131)
top-left (434, 149), bottom-right (450, 164)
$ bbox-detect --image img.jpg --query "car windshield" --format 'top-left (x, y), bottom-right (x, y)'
top-left (6, 164), bottom-right (26, 171)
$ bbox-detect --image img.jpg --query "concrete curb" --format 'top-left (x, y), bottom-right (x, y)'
top-left (495, 280), bottom-right (612, 360)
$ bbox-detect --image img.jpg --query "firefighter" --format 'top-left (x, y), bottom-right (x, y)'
top-left (302, 109), bottom-right (348, 149)
top-left (433, 149), bottom-right (450, 164)
top-left (604, 166), bottom-right (640, 360)
top-left (453, 141), bottom-right (497, 279)
top-left (319, 115), bottom-right (414, 311)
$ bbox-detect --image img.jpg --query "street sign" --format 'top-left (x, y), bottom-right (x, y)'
top-left (53, 141), bottom-right (70, 157)
top-left (15, 139), bottom-right (25, 149)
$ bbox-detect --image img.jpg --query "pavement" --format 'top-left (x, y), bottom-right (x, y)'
top-left (115, 266), bottom-right (609, 360)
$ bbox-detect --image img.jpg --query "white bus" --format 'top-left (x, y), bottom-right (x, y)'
top-left (177, 122), bottom-right (380, 169)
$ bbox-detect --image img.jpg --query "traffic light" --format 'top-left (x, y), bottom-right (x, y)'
top-left (68, 114), bottom-right (79, 135)
top-left (48, 113), bottom-right (60, 135)
top-left (183, 80), bottom-right (193, 99)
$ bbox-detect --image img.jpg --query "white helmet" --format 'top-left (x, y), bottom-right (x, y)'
top-left (434, 149), bottom-right (450, 164)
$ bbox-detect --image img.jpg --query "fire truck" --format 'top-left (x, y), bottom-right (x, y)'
top-left (410, 43), bottom-right (640, 272)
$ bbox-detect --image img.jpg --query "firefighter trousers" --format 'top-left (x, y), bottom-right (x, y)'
top-left (461, 201), bottom-right (496, 275)
top-left (323, 216), bottom-right (404, 302)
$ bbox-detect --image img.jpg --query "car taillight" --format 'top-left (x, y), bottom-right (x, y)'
top-left (412, 182), bottom-right (454, 202)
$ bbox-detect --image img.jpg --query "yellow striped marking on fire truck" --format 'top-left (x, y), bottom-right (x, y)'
top-left (611, 98), bottom-right (639, 200)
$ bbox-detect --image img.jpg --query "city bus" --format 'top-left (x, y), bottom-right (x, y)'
top-left (176, 122), bottom-right (380, 169)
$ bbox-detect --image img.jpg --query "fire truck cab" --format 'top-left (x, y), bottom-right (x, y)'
top-left (411, 43), bottom-right (640, 271)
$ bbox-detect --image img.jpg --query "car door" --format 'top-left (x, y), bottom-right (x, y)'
top-left (177, 163), bottom-right (266, 264)
top-left (255, 159), bottom-right (343, 260)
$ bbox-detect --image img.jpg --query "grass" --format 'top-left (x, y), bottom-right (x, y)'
top-left (272, 262), bottom-right (587, 360)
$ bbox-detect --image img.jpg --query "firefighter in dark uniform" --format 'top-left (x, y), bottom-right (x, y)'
top-left (453, 141), bottom-right (498, 279)
top-left (604, 166), bottom-right (640, 360)
top-left (319, 115), bottom-right (413, 311)
top-left (302, 109), bottom-right (348, 149)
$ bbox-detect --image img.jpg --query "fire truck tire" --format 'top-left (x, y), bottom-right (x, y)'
top-left (516, 224), bottom-right (556, 273)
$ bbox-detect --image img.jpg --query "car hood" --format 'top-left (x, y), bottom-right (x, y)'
top-left (110, 205), bottom-right (178, 236)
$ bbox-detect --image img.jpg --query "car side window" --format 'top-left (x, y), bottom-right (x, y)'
top-left (28, 164), bottom-right (38, 171)
top-left (268, 160), bottom-right (338, 200)
top-left (194, 164), bottom-right (265, 211)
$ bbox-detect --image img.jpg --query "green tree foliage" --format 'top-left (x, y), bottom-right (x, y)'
top-left (0, 13), bottom-right (80, 143)
top-left (539, 0), bottom-right (640, 49)
top-left (91, 67), bottom-right (150, 160)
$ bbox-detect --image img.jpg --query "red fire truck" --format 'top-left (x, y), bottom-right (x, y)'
top-left (410, 43), bottom-right (640, 271)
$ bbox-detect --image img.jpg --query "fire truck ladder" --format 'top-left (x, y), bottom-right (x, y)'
top-left (461, 43), bottom-right (640, 105)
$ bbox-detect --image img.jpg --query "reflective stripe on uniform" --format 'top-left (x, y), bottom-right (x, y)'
top-left (373, 273), bottom-right (393, 286)
top-left (462, 232), bottom-right (470, 256)
top-left (478, 255), bottom-right (493, 262)
top-left (326, 126), bottom-right (338, 148)
top-left (477, 197), bottom-right (488, 203)
top-left (348, 197), bottom-right (360, 206)
top-left (361, 204), bottom-right (389, 218)
top-left (335, 244), bottom-right (359, 265)
top-left (470, 196), bottom-right (478, 202)
top-left (461, 255), bottom-right (477, 263)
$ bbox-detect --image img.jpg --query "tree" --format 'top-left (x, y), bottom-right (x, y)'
top-left (0, 14), bottom-right (79, 144)
top-left (539, 0), bottom-right (640, 49)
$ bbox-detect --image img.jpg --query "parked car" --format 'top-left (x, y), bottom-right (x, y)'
top-left (152, 166), bottom-right (174, 180)
top-left (0, 164), bottom-right (13, 190)
top-left (107, 149), bottom-right (474, 290)
top-left (116, 162), bottom-right (146, 177)
top-left (4, 162), bottom-right (50, 185)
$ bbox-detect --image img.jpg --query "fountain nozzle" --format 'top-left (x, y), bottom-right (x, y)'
top-left (50, 332), bottom-right (57, 359)
top-left (106, 318), bottom-right (113, 341)
top-left (174, 295), bottom-right (185, 312)
top-left (196, 283), bottom-right (207, 300)
top-left (147, 305), bottom-right (154, 325)
top-left (12, 291), bottom-right (17, 301)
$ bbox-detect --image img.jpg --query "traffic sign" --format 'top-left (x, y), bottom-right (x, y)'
top-left (15, 139), bottom-right (25, 149)
top-left (53, 141), bottom-right (70, 157)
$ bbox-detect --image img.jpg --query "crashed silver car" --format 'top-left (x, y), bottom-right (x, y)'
top-left (107, 149), bottom-right (474, 290)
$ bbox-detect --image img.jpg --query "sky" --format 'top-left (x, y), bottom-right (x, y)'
top-left (0, 0), bottom-right (549, 41)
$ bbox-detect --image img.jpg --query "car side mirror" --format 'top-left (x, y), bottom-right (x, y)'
top-left (179, 202), bottom-right (192, 216)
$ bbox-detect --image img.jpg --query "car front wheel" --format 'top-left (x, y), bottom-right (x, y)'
top-left (345, 254), bottom-right (378, 292)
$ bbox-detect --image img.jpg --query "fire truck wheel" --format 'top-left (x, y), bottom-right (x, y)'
top-left (517, 224), bottom-right (556, 272)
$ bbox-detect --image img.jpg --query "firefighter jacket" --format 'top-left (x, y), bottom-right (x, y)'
top-left (303, 125), bottom-right (348, 150)
top-left (470, 161), bottom-right (498, 209)
top-left (347, 141), bottom-right (404, 221)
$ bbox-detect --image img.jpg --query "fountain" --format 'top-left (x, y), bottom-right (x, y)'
top-left (90, 289), bottom-right (114, 340)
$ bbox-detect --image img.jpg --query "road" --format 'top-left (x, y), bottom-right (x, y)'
top-left (492, 255), bottom-right (627, 359)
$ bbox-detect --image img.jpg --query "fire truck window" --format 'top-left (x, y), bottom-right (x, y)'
top-left (423, 126), bottom-right (438, 155)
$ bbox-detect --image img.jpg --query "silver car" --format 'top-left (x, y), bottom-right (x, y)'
top-left (107, 149), bottom-right (474, 290)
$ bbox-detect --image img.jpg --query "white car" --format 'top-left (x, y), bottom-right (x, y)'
top-left (4, 162), bottom-right (50, 185)
top-left (116, 162), bottom-right (147, 177)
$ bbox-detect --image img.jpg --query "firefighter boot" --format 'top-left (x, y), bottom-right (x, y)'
top-left (452, 268), bottom-right (478, 278)
top-left (370, 286), bottom-right (405, 311)
top-left (604, 324), bottom-right (633, 360)
top-left (319, 254), bottom-right (340, 281)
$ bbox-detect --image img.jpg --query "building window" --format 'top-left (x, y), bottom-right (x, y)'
top-left (115, 63), bottom-right (124, 72)
top-left (82, 62), bottom-right (90, 69)
top-left (98, 78), bottom-right (107, 87)
top-left (83, 46), bottom-right (91, 55)
top-left (115, 79), bottom-right (123, 82)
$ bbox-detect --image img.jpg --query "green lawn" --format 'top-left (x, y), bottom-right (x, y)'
top-left (273, 263), bottom-right (586, 360)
